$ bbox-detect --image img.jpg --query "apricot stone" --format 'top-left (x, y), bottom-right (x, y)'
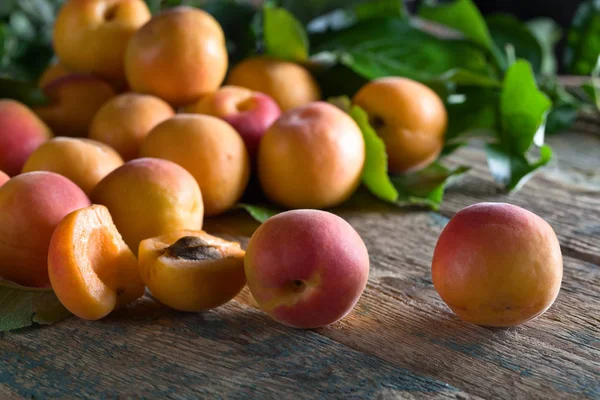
top-left (245, 210), bottom-right (370, 329)
top-left (138, 230), bottom-right (246, 312)
top-left (53, 0), bottom-right (151, 80)
top-left (227, 57), bottom-right (321, 111)
top-left (125, 7), bottom-right (228, 105)
top-left (0, 100), bottom-right (53, 176)
top-left (22, 137), bottom-right (124, 195)
top-left (258, 101), bottom-right (365, 209)
top-left (33, 74), bottom-right (116, 137)
top-left (0, 172), bottom-right (91, 287)
top-left (353, 77), bottom-right (447, 173)
top-left (140, 115), bottom-right (250, 216)
top-left (432, 203), bottom-right (563, 327)
top-left (89, 93), bottom-right (175, 161)
top-left (91, 158), bottom-right (204, 254)
top-left (49, 205), bottom-right (144, 320)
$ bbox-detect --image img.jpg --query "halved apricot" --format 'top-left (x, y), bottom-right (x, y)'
top-left (138, 230), bottom-right (246, 312)
top-left (48, 204), bottom-right (144, 320)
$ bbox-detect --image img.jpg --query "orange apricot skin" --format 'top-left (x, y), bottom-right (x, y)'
top-left (0, 171), bottom-right (8, 186)
top-left (432, 203), bottom-right (563, 327)
top-left (38, 61), bottom-right (70, 88)
top-left (48, 205), bottom-right (144, 320)
top-left (227, 57), bottom-right (321, 111)
top-left (353, 77), bottom-right (447, 173)
top-left (138, 230), bottom-right (246, 312)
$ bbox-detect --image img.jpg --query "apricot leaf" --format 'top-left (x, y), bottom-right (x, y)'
top-left (390, 163), bottom-right (470, 210)
top-left (0, 75), bottom-right (48, 106)
top-left (263, 6), bottom-right (309, 61)
top-left (0, 279), bottom-right (71, 331)
top-left (236, 203), bottom-right (281, 223)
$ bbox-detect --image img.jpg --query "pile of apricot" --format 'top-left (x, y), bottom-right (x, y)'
top-left (0, 0), bottom-right (562, 329)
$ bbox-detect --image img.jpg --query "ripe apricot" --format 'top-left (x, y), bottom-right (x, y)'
top-left (125, 7), bottom-right (228, 105)
top-left (33, 74), bottom-right (116, 137)
top-left (49, 205), bottom-right (144, 320)
top-left (138, 230), bottom-right (246, 312)
top-left (140, 115), bottom-right (250, 216)
top-left (53, 0), bottom-right (151, 80)
top-left (258, 102), bottom-right (365, 209)
top-left (89, 93), bottom-right (175, 161)
top-left (0, 99), bottom-right (53, 176)
top-left (22, 137), bottom-right (123, 195)
top-left (353, 77), bottom-right (447, 173)
top-left (432, 203), bottom-right (563, 327)
top-left (0, 172), bottom-right (90, 287)
top-left (91, 158), bottom-right (204, 254)
top-left (245, 210), bottom-right (370, 329)
top-left (227, 57), bottom-right (321, 111)
top-left (183, 86), bottom-right (281, 161)
top-left (38, 61), bottom-right (70, 88)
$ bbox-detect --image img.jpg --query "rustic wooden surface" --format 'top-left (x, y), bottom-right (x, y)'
top-left (1, 130), bottom-right (599, 399)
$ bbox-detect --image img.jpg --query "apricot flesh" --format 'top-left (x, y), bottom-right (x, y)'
top-left (432, 202), bottom-right (563, 327)
top-left (227, 57), bottom-right (321, 111)
top-left (0, 172), bottom-right (91, 287)
top-left (138, 230), bottom-right (246, 312)
top-left (49, 205), bottom-right (144, 320)
top-left (125, 6), bottom-right (228, 105)
top-left (258, 102), bottom-right (365, 209)
top-left (245, 210), bottom-right (370, 329)
top-left (91, 157), bottom-right (204, 254)
top-left (140, 115), bottom-right (250, 216)
top-left (89, 93), bottom-right (175, 161)
top-left (22, 137), bottom-right (124, 195)
top-left (353, 77), bottom-right (447, 173)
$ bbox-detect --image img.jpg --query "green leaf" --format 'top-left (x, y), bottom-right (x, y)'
top-left (390, 163), bottom-right (469, 210)
top-left (526, 18), bottom-right (562, 76)
top-left (565, 0), bottom-right (600, 75)
top-left (485, 143), bottom-right (553, 191)
top-left (487, 14), bottom-right (543, 74)
top-left (0, 75), bottom-right (49, 106)
top-left (313, 18), bottom-right (494, 84)
top-left (235, 203), bottom-right (281, 223)
top-left (418, 0), bottom-right (493, 51)
top-left (276, 0), bottom-right (403, 24)
top-left (329, 97), bottom-right (398, 202)
top-left (500, 60), bottom-right (551, 154)
top-left (0, 279), bottom-right (71, 331)
top-left (263, 6), bottom-right (309, 61)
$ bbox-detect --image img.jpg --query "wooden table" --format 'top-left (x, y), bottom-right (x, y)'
top-left (1, 128), bottom-right (599, 399)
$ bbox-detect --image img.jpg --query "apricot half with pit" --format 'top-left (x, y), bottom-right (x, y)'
top-left (48, 205), bottom-right (144, 320)
top-left (138, 230), bottom-right (246, 312)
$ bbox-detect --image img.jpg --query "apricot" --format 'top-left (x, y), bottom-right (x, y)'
top-left (245, 210), bottom-right (370, 329)
top-left (22, 137), bottom-right (124, 195)
top-left (53, 0), bottom-right (151, 80)
top-left (33, 74), bottom-right (116, 137)
top-left (227, 57), bottom-right (321, 111)
top-left (0, 171), bottom-right (8, 186)
top-left (91, 158), bottom-right (204, 254)
top-left (138, 230), bottom-right (246, 312)
top-left (49, 205), bottom-right (144, 320)
top-left (0, 100), bottom-right (53, 176)
top-left (140, 115), bottom-right (250, 216)
top-left (432, 203), bottom-right (563, 327)
top-left (125, 6), bottom-right (228, 105)
top-left (89, 93), bottom-right (175, 161)
top-left (258, 101), bottom-right (365, 209)
top-left (353, 77), bottom-right (447, 173)
top-left (0, 172), bottom-right (90, 287)
top-left (183, 86), bottom-right (281, 161)
top-left (38, 61), bottom-right (70, 88)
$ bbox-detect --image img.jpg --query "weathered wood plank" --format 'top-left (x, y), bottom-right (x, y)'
top-left (1, 296), bottom-right (468, 400)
